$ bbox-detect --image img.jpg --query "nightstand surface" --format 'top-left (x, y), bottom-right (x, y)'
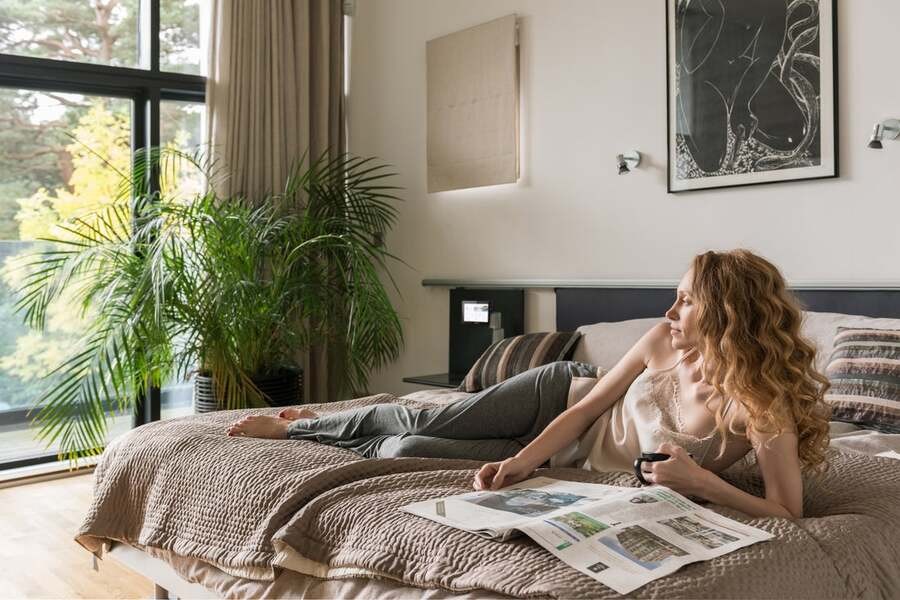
top-left (402, 373), bottom-right (464, 389)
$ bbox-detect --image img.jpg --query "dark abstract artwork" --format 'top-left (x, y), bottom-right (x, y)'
top-left (667, 0), bottom-right (837, 192)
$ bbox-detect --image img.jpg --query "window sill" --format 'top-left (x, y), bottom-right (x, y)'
top-left (0, 456), bottom-right (98, 489)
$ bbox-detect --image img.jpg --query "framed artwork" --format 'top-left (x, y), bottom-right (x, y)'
top-left (666, 0), bottom-right (838, 192)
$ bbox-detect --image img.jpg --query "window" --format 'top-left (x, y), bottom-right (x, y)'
top-left (0, 89), bottom-right (134, 465)
top-left (161, 0), bottom-right (207, 75)
top-left (0, 0), bottom-right (206, 470)
top-left (0, 1), bottom-right (141, 67)
top-left (160, 98), bottom-right (207, 199)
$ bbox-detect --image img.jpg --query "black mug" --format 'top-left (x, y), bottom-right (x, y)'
top-left (633, 452), bottom-right (670, 485)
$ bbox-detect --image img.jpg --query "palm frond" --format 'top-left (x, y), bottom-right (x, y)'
top-left (12, 142), bottom-right (408, 463)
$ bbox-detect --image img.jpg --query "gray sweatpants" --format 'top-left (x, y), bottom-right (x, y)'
top-left (286, 361), bottom-right (598, 461)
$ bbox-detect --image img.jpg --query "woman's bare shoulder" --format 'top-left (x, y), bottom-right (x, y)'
top-left (642, 322), bottom-right (681, 370)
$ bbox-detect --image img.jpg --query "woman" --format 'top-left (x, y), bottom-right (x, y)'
top-left (227, 249), bottom-right (831, 519)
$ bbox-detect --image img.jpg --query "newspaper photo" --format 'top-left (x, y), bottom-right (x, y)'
top-left (400, 477), bottom-right (773, 594)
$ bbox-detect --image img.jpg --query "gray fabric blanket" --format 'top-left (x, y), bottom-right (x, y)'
top-left (77, 394), bottom-right (900, 597)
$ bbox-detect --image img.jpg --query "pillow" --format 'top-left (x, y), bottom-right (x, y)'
top-left (825, 327), bottom-right (900, 433)
top-left (571, 317), bottom-right (663, 371)
top-left (801, 311), bottom-right (900, 374)
top-left (550, 375), bottom-right (604, 469)
top-left (460, 331), bottom-right (582, 392)
top-left (570, 311), bottom-right (900, 375)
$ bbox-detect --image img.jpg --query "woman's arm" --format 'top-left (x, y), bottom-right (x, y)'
top-left (704, 428), bottom-right (804, 518)
top-left (644, 430), bottom-right (804, 519)
top-left (475, 323), bottom-right (670, 490)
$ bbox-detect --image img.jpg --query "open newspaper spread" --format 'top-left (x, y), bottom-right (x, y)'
top-left (400, 476), bottom-right (773, 594)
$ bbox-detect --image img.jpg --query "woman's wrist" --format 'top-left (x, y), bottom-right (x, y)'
top-left (694, 467), bottom-right (722, 501)
top-left (514, 449), bottom-right (544, 471)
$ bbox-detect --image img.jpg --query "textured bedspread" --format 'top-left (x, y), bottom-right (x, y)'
top-left (77, 393), bottom-right (900, 597)
top-left (273, 450), bottom-right (900, 598)
top-left (76, 393), bottom-right (461, 579)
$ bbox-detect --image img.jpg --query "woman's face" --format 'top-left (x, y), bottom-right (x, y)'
top-left (665, 268), bottom-right (699, 349)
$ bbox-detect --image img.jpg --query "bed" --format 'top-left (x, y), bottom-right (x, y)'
top-left (78, 285), bottom-right (900, 599)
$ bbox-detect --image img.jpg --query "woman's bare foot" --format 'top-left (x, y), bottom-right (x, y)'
top-left (278, 407), bottom-right (318, 420)
top-left (226, 415), bottom-right (291, 439)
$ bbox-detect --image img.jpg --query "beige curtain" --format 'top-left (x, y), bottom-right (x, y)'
top-left (206, 0), bottom-right (345, 403)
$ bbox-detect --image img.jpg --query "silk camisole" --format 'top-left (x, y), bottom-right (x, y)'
top-left (555, 349), bottom-right (739, 473)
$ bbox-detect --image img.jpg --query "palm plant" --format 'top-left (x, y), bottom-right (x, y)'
top-left (10, 146), bottom-right (407, 463)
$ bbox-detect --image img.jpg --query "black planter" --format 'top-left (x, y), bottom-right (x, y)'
top-left (193, 367), bottom-right (304, 414)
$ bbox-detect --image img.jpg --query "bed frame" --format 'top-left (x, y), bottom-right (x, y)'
top-left (104, 544), bottom-right (217, 599)
top-left (555, 286), bottom-right (900, 329)
top-left (100, 283), bottom-right (900, 599)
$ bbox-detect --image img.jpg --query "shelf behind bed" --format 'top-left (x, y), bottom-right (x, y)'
top-left (555, 286), bottom-right (900, 330)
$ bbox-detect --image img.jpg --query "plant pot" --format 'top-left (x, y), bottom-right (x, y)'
top-left (193, 375), bottom-right (220, 414)
top-left (193, 367), bottom-right (304, 413)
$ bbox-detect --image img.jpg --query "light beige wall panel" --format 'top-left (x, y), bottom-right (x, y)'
top-left (349, 0), bottom-right (900, 396)
top-left (426, 15), bottom-right (519, 192)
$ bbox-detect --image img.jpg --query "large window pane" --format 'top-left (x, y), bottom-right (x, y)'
top-left (0, 0), bottom-right (140, 67)
top-left (0, 88), bottom-right (132, 463)
top-left (160, 99), bottom-right (207, 200)
top-left (159, 98), bottom-right (206, 419)
top-left (160, 0), bottom-right (208, 75)
top-left (161, 377), bottom-right (193, 420)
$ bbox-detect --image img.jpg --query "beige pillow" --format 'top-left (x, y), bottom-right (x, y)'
top-left (572, 311), bottom-right (900, 375)
top-left (566, 376), bottom-right (600, 409)
top-left (571, 317), bottom-right (662, 371)
top-left (550, 373), bottom-right (607, 469)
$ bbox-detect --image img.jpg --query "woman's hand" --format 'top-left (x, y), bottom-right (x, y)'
top-left (473, 456), bottom-right (535, 491)
top-left (639, 443), bottom-right (711, 497)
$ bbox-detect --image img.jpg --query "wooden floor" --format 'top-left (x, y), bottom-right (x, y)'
top-left (0, 473), bottom-right (152, 598)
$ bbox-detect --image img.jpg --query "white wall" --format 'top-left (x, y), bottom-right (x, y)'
top-left (348, 0), bottom-right (900, 396)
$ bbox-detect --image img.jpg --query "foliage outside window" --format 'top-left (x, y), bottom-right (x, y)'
top-left (0, 0), bottom-right (204, 467)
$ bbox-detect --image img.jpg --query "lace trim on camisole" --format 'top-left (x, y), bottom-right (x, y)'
top-left (579, 347), bottom-right (742, 473)
top-left (642, 348), bottom-right (732, 462)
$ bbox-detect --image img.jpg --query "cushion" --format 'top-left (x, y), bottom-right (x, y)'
top-left (825, 326), bottom-right (900, 433)
top-left (569, 311), bottom-right (900, 375)
top-left (549, 375), bottom-right (607, 469)
top-left (459, 331), bottom-right (582, 392)
top-left (571, 317), bottom-right (663, 371)
top-left (800, 311), bottom-right (900, 374)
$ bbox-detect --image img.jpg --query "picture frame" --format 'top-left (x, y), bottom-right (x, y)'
top-left (666, 0), bottom-right (839, 193)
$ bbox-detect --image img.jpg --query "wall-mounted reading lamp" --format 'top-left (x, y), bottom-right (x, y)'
top-left (616, 151), bottom-right (641, 175)
top-left (867, 119), bottom-right (900, 149)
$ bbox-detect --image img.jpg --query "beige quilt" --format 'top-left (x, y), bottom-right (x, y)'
top-left (77, 394), bottom-right (900, 598)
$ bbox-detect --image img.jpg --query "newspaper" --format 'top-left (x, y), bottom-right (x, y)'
top-left (400, 476), bottom-right (773, 594)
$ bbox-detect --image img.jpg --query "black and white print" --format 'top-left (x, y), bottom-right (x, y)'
top-left (667, 0), bottom-right (837, 192)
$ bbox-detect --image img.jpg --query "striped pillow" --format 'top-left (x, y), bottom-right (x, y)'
top-left (825, 327), bottom-right (900, 433)
top-left (460, 331), bottom-right (582, 393)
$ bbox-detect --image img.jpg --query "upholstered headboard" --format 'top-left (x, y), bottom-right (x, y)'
top-left (555, 285), bottom-right (900, 373)
top-left (555, 287), bottom-right (900, 331)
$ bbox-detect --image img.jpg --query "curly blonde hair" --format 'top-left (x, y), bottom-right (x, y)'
top-left (690, 249), bottom-right (831, 472)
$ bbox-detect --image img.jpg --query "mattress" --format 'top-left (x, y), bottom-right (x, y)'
top-left (111, 543), bottom-right (509, 599)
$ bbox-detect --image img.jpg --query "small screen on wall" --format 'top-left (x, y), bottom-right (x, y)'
top-left (462, 301), bottom-right (490, 323)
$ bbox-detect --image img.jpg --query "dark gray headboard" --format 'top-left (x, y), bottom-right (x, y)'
top-left (555, 287), bottom-right (900, 330)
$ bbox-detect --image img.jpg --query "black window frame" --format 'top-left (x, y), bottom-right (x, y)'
top-left (0, 0), bottom-right (205, 471)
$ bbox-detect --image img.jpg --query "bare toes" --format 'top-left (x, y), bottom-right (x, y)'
top-left (279, 407), bottom-right (313, 420)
